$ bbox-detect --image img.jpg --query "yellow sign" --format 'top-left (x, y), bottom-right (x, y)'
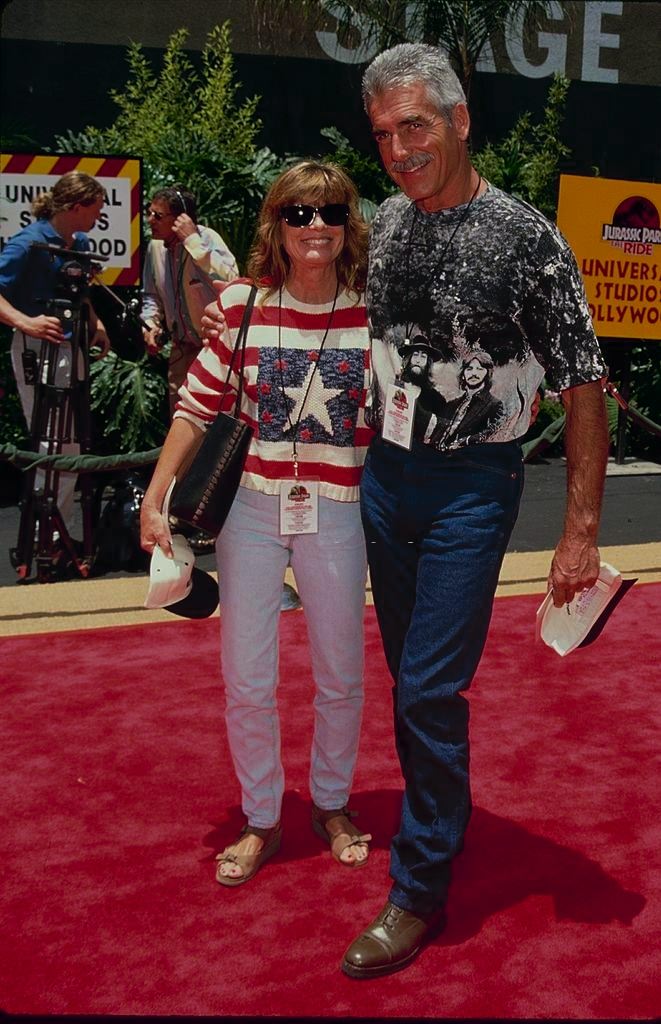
top-left (557, 175), bottom-right (661, 340)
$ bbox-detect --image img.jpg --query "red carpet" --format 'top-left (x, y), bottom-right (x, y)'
top-left (1, 585), bottom-right (659, 1018)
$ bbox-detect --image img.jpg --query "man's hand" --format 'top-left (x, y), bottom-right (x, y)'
top-left (172, 213), bottom-right (198, 242)
top-left (549, 536), bottom-right (600, 607)
top-left (17, 313), bottom-right (66, 344)
top-left (200, 280), bottom-right (228, 346)
top-left (143, 322), bottom-right (163, 355)
top-left (90, 327), bottom-right (111, 359)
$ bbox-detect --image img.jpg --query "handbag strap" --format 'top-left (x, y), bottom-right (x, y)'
top-left (219, 284), bottom-right (258, 418)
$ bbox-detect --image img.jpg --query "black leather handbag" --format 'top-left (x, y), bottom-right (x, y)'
top-left (168, 285), bottom-right (257, 539)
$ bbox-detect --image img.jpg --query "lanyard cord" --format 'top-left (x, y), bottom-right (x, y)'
top-left (404, 176), bottom-right (482, 343)
top-left (277, 280), bottom-right (340, 473)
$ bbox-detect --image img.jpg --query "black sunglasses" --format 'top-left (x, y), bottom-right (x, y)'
top-left (280, 204), bottom-right (350, 227)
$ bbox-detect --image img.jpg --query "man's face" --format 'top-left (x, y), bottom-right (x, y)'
top-left (463, 358), bottom-right (488, 389)
top-left (368, 82), bottom-right (469, 212)
top-left (409, 349), bottom-right (429, 376)
top-left (146, 198), bottom-right (177, 242)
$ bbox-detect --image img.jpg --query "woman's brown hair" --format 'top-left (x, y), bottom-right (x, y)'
top-left (31, 171), bottom-right (106, 219)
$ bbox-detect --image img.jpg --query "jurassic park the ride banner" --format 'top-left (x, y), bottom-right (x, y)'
top-left (557, 175), bottom-right (661, 341)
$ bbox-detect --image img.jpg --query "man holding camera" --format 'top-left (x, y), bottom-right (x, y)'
top-left (0, 170), bottom-right (111, 541)
top-left (141, 184), bottom-right (238, 417)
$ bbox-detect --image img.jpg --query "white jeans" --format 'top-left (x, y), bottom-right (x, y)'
top-left (11, 331), bottom-right (82, 530)
top-left (216, 486), bottom-right (367, 829)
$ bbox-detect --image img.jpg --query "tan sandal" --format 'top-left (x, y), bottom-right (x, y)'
top-left (215, 822), bottom-right (282, 887)
top-left (311, 804), bottom-right (372, 868)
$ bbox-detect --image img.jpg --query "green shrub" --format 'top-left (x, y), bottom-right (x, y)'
top-left (473, 74), bottom-right (572, 220)
top-left (0, 326), bottom-right (29, 448)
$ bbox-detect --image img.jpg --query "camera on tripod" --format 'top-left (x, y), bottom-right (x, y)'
top-left (47, 260), bottom-right (89, 322)
top-left (41, 249), bottom-right (103, 328)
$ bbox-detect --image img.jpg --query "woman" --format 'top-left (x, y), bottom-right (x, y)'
top-left (140, 162), bottom-right (372, 885)
top-left (0, 171), bottom-right (110, 540)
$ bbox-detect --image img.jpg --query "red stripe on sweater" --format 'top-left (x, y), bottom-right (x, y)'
top-left (223, 302), bottom-right (366, 331)
top-left (244, 454), bottom-right (363, 486)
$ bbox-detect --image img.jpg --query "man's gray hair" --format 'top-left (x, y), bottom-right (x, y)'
top-left (362, 43), bottom-right (466, 121)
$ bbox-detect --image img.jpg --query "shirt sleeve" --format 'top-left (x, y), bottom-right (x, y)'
top-left (521, 241), bottom-right (607, 392)
top-left (0, 231), bottom-right (31, 302)
top-left (173, 287), bottom-right (243, 427)
top-left (183, 226), bottom-right (239, 283)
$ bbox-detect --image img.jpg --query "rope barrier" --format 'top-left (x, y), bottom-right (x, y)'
top-left (605, 382), bottom-right (661, 440)
top-left (0, 442), bottom-right (162, 473)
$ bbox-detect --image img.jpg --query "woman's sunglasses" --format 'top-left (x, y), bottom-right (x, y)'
top-left (280, 204), bottom-right (350, 227)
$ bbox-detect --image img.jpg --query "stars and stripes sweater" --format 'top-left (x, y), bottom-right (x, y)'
top-left (173, 281), bottom-right (372, 502)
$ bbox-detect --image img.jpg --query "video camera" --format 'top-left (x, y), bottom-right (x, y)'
top-left (31, 241), bottom-right (108, 322)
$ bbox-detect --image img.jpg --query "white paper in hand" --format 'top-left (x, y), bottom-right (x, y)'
top-left (536, 562), bottom-right (624, 657)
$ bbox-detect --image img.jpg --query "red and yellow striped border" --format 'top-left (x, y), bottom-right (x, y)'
top-left (1, 153), bottom-right (142, 286)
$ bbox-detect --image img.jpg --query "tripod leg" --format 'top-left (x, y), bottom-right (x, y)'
top-left (73, 305), bottom-right (95, 571)
top-left (10, 466), bottom-right (38, 580)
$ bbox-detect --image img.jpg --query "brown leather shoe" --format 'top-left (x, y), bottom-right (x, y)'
top-left (341, 900), bottom-right (444, 979)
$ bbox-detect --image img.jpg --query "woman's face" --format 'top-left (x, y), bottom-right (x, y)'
top-left (278, 196), bottom-right (345, 275)
top-left (463, 357), bottom-right (488, 389)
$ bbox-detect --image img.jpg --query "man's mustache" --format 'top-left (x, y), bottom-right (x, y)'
top-left (391, 153), bottom-right (432, 173)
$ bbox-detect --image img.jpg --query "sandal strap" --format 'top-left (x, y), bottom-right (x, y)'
top-left (312, 805), bottom-right (371, 852)
top-left (329, 832), bottom-right (372, 857)
top-left (312, 805), bottom-right (355, 827)
top-left (240, 822), bottom-right (281, 842)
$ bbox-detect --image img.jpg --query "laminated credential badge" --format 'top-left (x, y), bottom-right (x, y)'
top-left (279, 478), bottom-right (319, 535)
top-left (383, 381), bottom-right (420, 450)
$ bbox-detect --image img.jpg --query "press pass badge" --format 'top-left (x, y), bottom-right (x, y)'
top-left (279, 478), bottom-right (319, 535)
top-left (382, 381), bottom-right (420, 450)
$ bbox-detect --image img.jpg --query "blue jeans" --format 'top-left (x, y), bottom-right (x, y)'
top-left (360, 436), bottom-right (524, 914)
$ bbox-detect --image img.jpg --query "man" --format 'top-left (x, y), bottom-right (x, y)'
top-left (141, 184), bottom-right (239, 416)
top-left (430, 350), bottom-right (505, 446)
top-left (0, 171), bottom-right (110, 542)
top-left (341, 43), bottom-right (609, 979)
top-left (398, 334), bottom-right (445, 441)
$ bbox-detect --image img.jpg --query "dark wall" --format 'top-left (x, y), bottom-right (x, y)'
top-left (2, 38), bottom-right (660, 184)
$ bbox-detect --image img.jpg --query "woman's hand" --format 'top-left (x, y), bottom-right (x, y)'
top-left (200, 280), bottom-right (228, 346)
top-left (19, 313), bottom-right (66, 344)
top-left (140, 500), bottom-right (173, 558)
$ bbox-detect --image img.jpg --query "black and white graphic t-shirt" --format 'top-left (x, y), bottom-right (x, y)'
top-left (366, 184), bottom-right (607, 449)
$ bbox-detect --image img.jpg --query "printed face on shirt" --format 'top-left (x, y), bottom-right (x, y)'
top-left (409, 349), bottom-right (429, 374)
top-left (279, 198), bottom-right (345, 275)
top-left (368, 82), bottom-right (470, 212)
top-left (146, 199), bottom-right (177, 243)
top-left (462, 357), bottom-right (488, 390)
